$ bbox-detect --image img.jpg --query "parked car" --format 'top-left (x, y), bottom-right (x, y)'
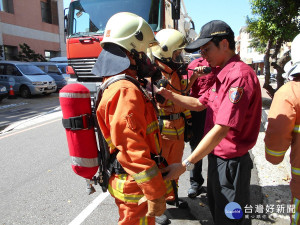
top-left (0, 61), bottom-right (57, 98)
top-left (55, 63), bottom-right (70, 82)
top-left (49, 57), bottom-right (68, 63)
top-left (30, 62), bottom-right (67, 90)
top-left (184, 52), bottom-right (201, 64)
top-left (0, 84), bottom-right (8, 102)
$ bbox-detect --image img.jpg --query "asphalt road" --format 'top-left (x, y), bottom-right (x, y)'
top-left (0, 119), bottom-right (119, 225)
top-left (0, 116), bottom-right (212, 225)
top-left (0, 92), bottom-right (60, 131)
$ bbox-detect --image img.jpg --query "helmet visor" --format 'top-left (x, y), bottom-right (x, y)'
top-left (146, 47), bottom-right (156, 64)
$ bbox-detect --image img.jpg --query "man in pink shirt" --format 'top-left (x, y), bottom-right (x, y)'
top-left (159, 20), bottom-right (262, 224)
top-left (187, 57), bottom-right (220, 198)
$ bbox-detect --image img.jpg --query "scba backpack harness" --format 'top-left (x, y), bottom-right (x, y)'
top-left (60, 75), bottom-right (176, 197)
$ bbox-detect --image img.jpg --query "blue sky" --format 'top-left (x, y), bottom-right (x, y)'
top-left (184, 0), bottom-right (252, 36)
top-left (63, 0), bottom-right (252, 37)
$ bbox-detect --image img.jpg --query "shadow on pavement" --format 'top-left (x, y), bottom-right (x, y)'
top-left (164, 190), bottom-right (213, 224)
top-left (164, 183), bottom-right (290, 225)
top-left (262, 97), bottom-right (272, 109)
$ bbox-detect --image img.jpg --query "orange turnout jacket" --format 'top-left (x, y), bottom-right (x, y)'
top-left (96, 75), bottom-right (167, 204)
top-left (264, 81), bottom-right (300, 200)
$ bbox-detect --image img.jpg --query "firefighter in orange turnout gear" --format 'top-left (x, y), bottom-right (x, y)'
top-left (264, 33), bottom-right (300, 225)
top-left (91, 12), bottom-right (167, 225)
top-left (151, 29), bottom-right (192, 214)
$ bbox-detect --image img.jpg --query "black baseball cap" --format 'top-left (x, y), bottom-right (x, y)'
top-left (185, 20), bottom-right (234, 53)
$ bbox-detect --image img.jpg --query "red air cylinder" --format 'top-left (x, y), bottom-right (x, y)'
top-left (59, 83), bottom-right (98, 179)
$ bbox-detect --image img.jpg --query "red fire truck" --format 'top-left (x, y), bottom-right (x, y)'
top-left (64, 0), bottom-right (196, 93)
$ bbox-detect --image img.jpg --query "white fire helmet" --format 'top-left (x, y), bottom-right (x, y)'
top-left (286, 33), bottom-right (300, 78)
top-left (101, 12), bottom-right (158, 54)
top-left (151, 29), bottom-right (187, 62)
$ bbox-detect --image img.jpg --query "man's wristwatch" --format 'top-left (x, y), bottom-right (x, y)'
top-left (183, 159), bottom-right (194, 171)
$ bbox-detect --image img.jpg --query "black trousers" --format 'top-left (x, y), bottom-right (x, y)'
top-left (207, 153), bottom-right (253, 225)
top-left (189, 110), bottom-right (206, 188)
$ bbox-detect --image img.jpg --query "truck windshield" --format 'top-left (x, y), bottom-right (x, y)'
top-left (67, 0), bottom-right (162, 37)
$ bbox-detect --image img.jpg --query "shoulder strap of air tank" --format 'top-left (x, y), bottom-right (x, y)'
top-left (99, 74), bottom-right (137, 91)
top-left (99, 74), bottom-right (146, 98)
top-left (98, 74), bottom-right (158, 112)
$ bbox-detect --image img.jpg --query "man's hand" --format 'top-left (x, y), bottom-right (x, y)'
top-left (191, 66), bottom-right (211, 78)
top-left (145, 195), bottom-right (166, 217)
top-left (156, 87), bottom-right (171, 98)
top-left (160, 163), bottom-right (186, 181)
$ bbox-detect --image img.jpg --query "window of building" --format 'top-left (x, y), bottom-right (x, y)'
top-left (41, 1), bottom-right (52, 23)
top-left (45, 50), bottom-right (59, 61)
top-left (247, 47), bottom-right (253, 54)
top-left (0, 0), bottom-right (14, 13)
top-left (0, 65), bottom-right (5, 75)
top-left (4, 45), bottom-right (18, 60)
top-left (41, 0), bottom-right (58, 25)
top-left (0, 45), bottom-right (4, 59)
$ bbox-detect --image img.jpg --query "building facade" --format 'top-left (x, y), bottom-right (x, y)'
top-left (0, 0), bottom-right (66, 61)
top-left (237, 26), bottom-right (291, 76)
top-left (236, 26), bottom-right (265, 75)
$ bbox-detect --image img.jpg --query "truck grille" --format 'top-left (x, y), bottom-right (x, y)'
top-left (69, 58), bottom-right (98, 78)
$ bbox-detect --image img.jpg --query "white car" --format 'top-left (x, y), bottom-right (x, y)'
top-left (0, 61), bottom-right (57, 98)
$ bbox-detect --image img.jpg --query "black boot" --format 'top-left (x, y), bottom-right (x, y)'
top-left (187, 186), bottom-right (207, 198)
top-left (166, 198), bottom-right (189, 209)
top-left (155, 214), bottom-right (171, 224)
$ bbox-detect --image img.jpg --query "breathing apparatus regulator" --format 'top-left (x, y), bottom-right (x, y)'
top-left (128, 48), bottom-right (162, 87)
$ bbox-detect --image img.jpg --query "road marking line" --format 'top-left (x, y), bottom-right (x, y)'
top-left (0, 102), bottom-right (28, 110)
top-left (69, 192), bottom-right (110, 225)
top-left (0, 118), bottom-right (61, 140)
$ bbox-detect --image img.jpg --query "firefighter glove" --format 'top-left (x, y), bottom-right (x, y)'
top-left (145, 196), bottom-right (166, 217)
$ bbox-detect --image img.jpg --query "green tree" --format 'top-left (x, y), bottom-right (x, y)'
top-left (246, 0), bottom-right (300, 98)
top-left (17, 43), bottom-right (46, 62)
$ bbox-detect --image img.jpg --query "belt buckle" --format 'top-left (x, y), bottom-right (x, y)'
top-left (154, 155), bottom-right (165, 166)
top-left (81, 114), bottom-right (94, 130)
top-left (170, 113), bottom-right (179, 120)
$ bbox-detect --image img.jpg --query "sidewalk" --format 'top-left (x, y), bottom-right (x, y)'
top-left (251, 76), bottom-right (291, 224)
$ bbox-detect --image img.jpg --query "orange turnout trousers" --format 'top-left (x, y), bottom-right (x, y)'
top-left (96, 75), bottom-right (167, 225)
